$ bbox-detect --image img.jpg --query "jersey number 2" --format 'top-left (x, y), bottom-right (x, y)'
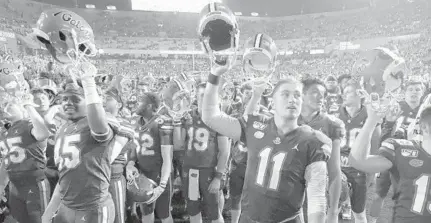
top-left (412, 174), bottom-right (431, 214)
top-left (256, 147), bottom-right (287, 190)
top-left (54, 134), bottom-right (81, 171)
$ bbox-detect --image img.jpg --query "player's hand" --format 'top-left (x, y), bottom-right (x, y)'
top-left (125, 164), bottom-right (139, 181)
top-left (208, 178), bottom-right (221, 194)
top-left (21, 93), bottom-right (39, 108)
top-left (385, 102), bottom-right (401, 122)
top-left (210, 55), bottom-right (232, 76)
top-left (145, 185), bottom-right (165, 204)
top-left (252, 81), bottom-right (267, 97)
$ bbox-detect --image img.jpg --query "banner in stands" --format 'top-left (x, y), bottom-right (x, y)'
top-left (0, 31), bottom-right (18, 54)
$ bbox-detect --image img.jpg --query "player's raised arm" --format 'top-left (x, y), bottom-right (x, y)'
top-left (243, 83), bottom-right (266, 116)
top-left (202, 66), bottom-right (243, 142)
top-left (22, 95), bottom-right (50, 141)
top-left (0, 160), bottom-right (9, 195)
top-left (349, 108), bottom-right (392, 173)
top-left (80, 63), bottom-right (112, 142)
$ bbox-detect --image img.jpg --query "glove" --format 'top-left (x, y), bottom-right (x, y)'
top-left (145, 185), bottom-right (165, 204)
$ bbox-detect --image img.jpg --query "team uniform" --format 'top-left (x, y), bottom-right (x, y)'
top-left (376, 101), bottom-right (418, 199)
top-left (52, 117), bottom-right (131, 223)
top-left (109, 116), bottom-right (134, 223)
top-left (338, 106), bottom-right (369, 214)
top-left (325, 89), bottom-right (342, 115)
top-left (298, 111), bottom-right (345, 217)
top-left (229, 141), bottom-right (247, 211)
top-left (133, 115), bottom-right (173, 219)
top-left (0, 119), bottom-right (50, 223)
top-left (238, 114), bottom-right (331, 223)
top-left (379, 138), bottom-right (431, 223)
top-left (182, 109), bottom-right (222, 220)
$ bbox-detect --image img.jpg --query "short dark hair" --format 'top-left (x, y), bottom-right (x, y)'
top-left (30, 88), bottom-right (49, 96)
top-left (142, 92), bottom-right (160, 112)
top-left (301, 78), bottom-right (326, 93)
top-left (338, 74), bottom-right (352, 84)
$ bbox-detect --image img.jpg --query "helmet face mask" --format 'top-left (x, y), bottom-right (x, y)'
top-left (198, 2), bottom-right (239, 67)
top-left (242, 34), bottom-right (278, 97)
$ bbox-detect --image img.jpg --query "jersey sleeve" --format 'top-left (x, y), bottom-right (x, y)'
top-left (106, 116), bottom-right (135, 141)
top-left (379, 138), bottom-right (398, 164)
top-left (307, 136), bottom-right (331, 165)
top-left (328, 115), bottom-right (346, 141)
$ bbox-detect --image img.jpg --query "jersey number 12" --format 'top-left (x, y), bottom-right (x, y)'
top-left (256, 147), bottom-right (287, 190)
top-left (412, 174), bottom-right (431, 214)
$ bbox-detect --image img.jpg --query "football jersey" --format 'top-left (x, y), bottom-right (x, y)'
top-left (298, 111), bottom-right (345, 144)
top-left (239, 114), bottom-right (331, 222)
top-left (338, 106), bottom-right (368, 168)
top-left (380, 139), bottom-right (431, 223)
top-left (183, 109), bottom-right (220, 169)
top-left (111, 116), bottom-right (134, 177)
top-left (135, 115), bottom-right (173, 174)
top-left (0, 119), bottom-right (47, 182)
top-left (54, 117), bottom-right (130, 210)
top-left (231, 141), bottom-right (247, 174)
top-left (392, 101), bottom-right (420, 139)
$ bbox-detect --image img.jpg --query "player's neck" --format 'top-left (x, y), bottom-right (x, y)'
top-left (300, 106), bottom-right (319, 123)
top-left (405, 100), bottom-right (420, 110)
top-left (142, 112), bottom-right (155, 123)
top-left (345, 103), bottom-right (362, 117)
top-left (274, 114), bottom-right (298, 136)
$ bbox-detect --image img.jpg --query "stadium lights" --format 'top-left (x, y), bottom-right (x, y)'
top-left (251, 12), bottom-right (259, 16)
top-left (85, 4), bottom-right (95, 9)
top-left (107, 5), bottom-right (117, 10)
top-left (234, 12), bottom-right (242, 16)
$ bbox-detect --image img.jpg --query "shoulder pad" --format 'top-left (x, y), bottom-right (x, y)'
top-left (393, 139), bottom-right (413, 146)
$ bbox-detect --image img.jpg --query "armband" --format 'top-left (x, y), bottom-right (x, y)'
top-left (159, 181), bottom-right (167, 189)
top-left (208, 73), bottom-right (220, 85)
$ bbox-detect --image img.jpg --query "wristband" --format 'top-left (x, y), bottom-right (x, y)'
top-left (159, 181), bottom-right (167, 189)
top-left (81, 76), bottom-right (102, 105)
top-left (214, 171), bottom-right (224, 180)
top-left (208, 73), bottom-right (220, 85)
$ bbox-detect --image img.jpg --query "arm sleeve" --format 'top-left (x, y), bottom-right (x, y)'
top-left (305, 161), bottom-right (328, 215)
top-left (307, 136), bottom-right (332, 164)
top-left (378, 138), bottom-right (397, 165)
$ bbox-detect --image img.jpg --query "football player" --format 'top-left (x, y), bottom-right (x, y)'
top-left (103, 87), bottom-right (132, 223)
top-left (298, 78), bottom-right (345, 223)
top-left (126, 92), bottom-right (174, 223)
top-left (42, 71), bottom-right (132, 223)
top-left (181, 83), bottom-right (229, 223)
top-left (325, 75), bottom-right (342, 115)
top-left (349, 104), bottom-right (431, 223)
top-left (370, 79), bottom-right (425, 223)
top-left (202, 65), bottom-right (331, 223)
top-left (0, 94), bottom-right (51, 223)
top-left (338, 81), bottom-right (381, 223)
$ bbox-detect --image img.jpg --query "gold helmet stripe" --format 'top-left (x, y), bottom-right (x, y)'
top-left (209, 2), bottom-right (217, 12)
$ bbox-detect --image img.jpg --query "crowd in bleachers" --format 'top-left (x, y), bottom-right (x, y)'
top-left (0, 0), bottom-right (430, 84)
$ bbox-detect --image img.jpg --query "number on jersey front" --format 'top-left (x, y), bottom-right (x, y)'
top-left (0, 137), bottom-right (26, 166)
top-left (341, 128), bottom-right (361, 148)
top-left (412, 174), bottom-right (431, 214)
top-left (187, 127), bottom-right (209, 151)
top-left (256, 147), bottom-right (287, 190)
top-left (139, 133), bottom-right (155, 155)
top-left (54, 134), bottom-right (81, 171)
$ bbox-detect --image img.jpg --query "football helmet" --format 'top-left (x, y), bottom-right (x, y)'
top-left (161, 77), bottom-right (193, 119)
top-left (198, 2), bottom-right (239, 67)
top-left (351, 47), bottom-right (407, 112)
top-left (126, 172), bottom-right (157, 203)
top-left (33, 9), bottom-right (96, 65)
top-left (242, 33), bottom-right (278, 96)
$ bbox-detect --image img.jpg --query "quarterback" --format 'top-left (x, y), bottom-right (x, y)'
top-left (202, 64), bottom-right (331, 222)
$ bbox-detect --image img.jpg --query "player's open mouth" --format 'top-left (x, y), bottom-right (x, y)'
top-left (64, 106), bottom-right (76, 113)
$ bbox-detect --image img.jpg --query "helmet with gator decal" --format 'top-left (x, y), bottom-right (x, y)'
top-left (33, 9), bottom-right (96, 64)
